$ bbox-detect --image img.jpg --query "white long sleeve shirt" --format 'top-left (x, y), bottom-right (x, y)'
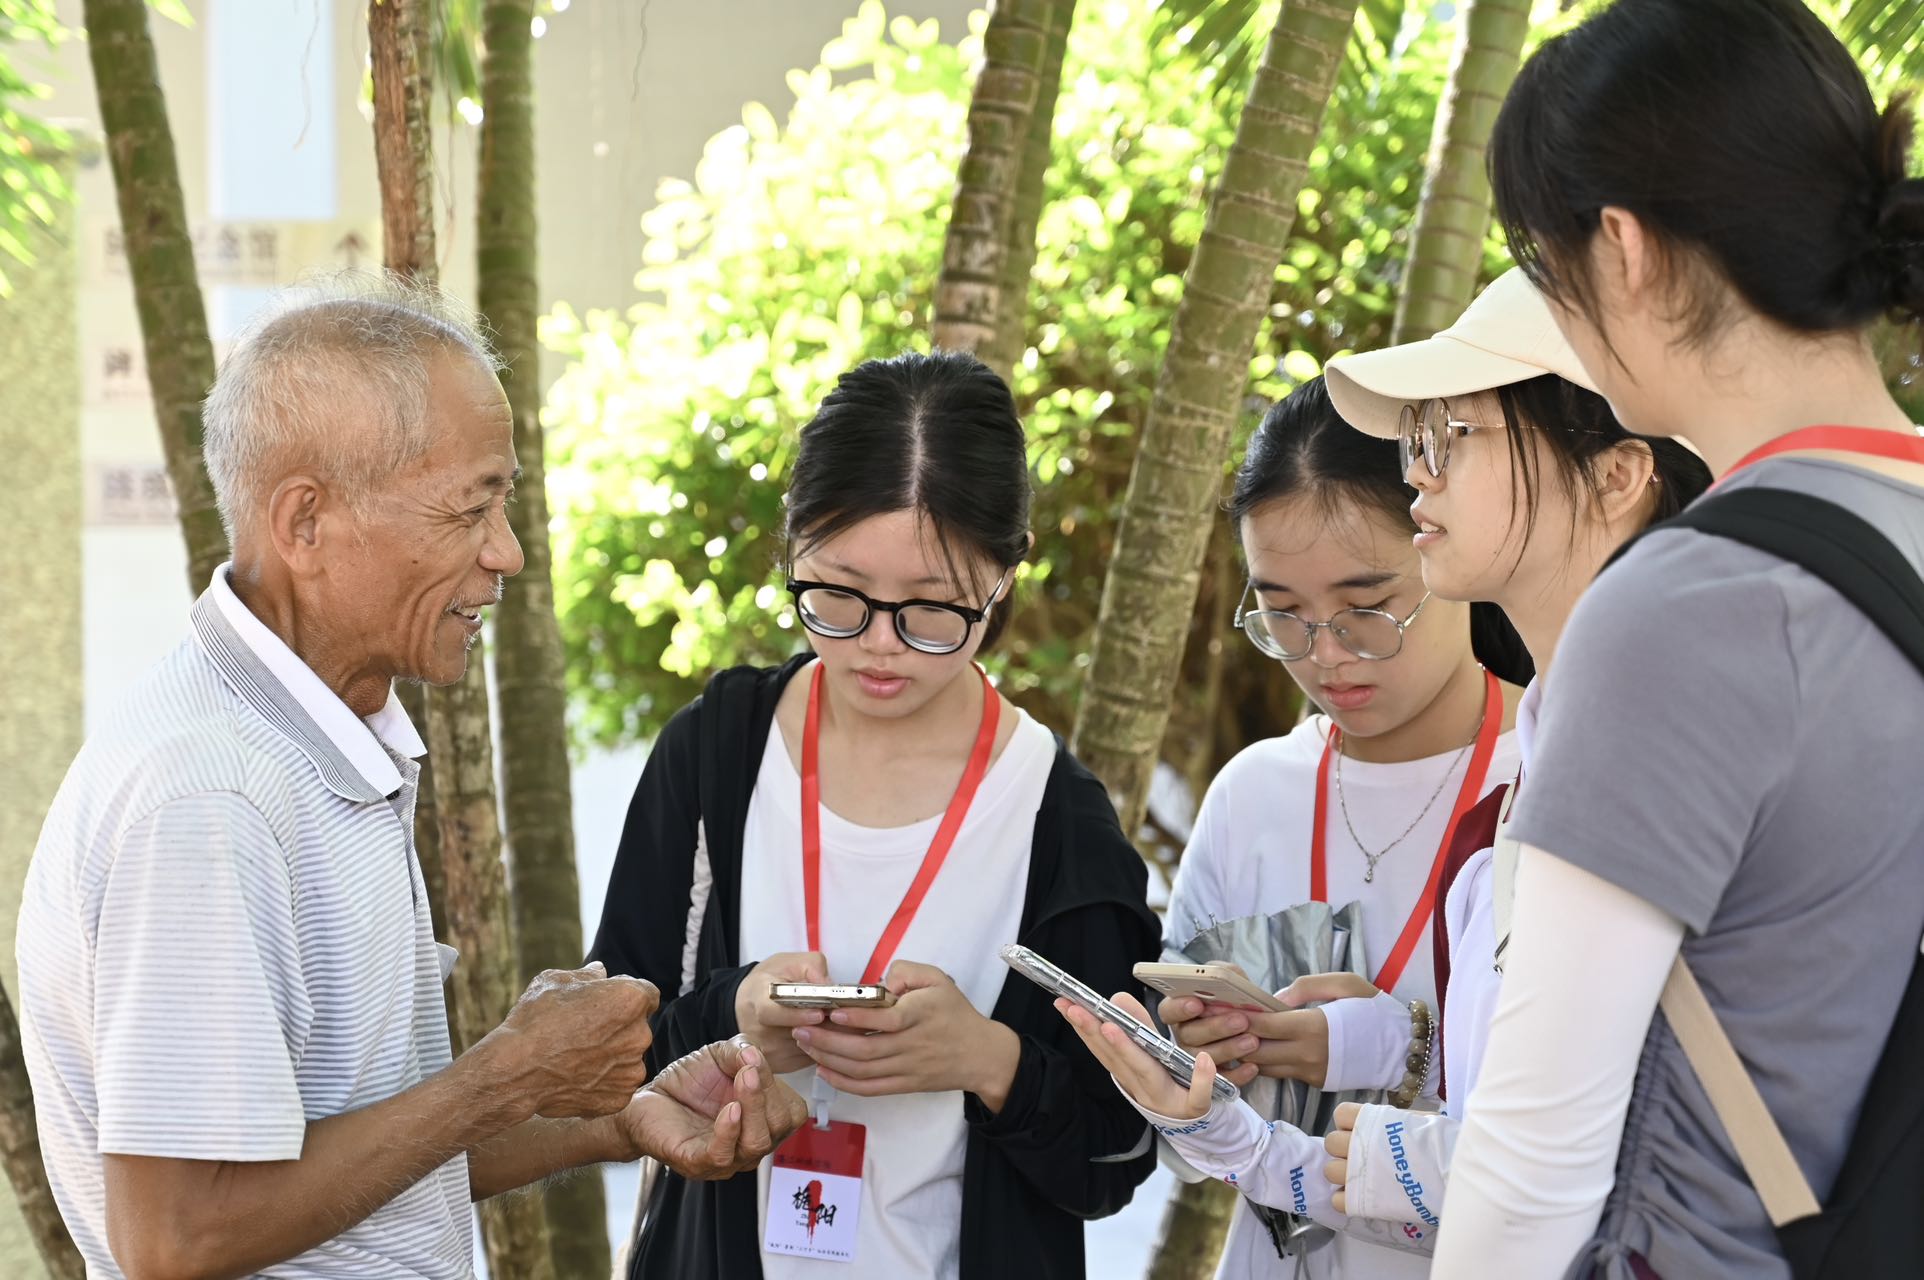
top-left (1159, 714), bottom-right (1518, 1278)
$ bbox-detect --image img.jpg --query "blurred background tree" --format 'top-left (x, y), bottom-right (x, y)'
top-left (542, 0), bottom-right (1486, 867)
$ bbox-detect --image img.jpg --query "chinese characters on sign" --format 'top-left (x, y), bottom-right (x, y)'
top-left (89, 463), bottom-right (176, 526)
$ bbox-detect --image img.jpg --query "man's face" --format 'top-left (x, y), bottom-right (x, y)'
top-left (332, 351), bottom-right (523, 688)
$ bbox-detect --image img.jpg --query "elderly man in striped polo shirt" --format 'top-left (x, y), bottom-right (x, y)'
top-left (16, 275), bottom-right (806, 1278)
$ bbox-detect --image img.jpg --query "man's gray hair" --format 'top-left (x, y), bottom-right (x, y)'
top-left (202, 270), bottom-right (503, 540)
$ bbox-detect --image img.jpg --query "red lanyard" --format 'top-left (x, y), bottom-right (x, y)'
top-left (801, 662), bottom-right (1001, 984)
top-left (1309, 668), bottom-right (1502, 994)
top-left (1721, 425), bottom-right (1924, 484)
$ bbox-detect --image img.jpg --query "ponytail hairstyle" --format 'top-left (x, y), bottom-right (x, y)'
top-left (1230, 376), bottom-right (1536, 686)
top-left (784, 351), bottom-right (1031, 649)
top-left (1489, 0), bottom-right (1924, 346)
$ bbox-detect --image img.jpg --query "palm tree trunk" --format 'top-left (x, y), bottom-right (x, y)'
top-left (0, 984), bottom-right (81, 1280)
top-left (1076, 6), bottom-right (1360, 1262)
top-left (1387, 0), bottom-right (1530, 344)
top-left (475, 4), bottom-right (609, 1275)
top-left (369, 0), bottom-right (450, 948)
top-left (368, 4), bottom-right (554, 1276)
top-left (930, 0), bottom-right (1053, 365)
top-left (1069, 0), bottom-right (1360, 838)
top-left (422, 648), bottom-right (557, 1280)
top-left (977, 0), bottom-right (1076, 383)
top-left (80, 0), bottom-right (225, 596)
top-left (1146, 1179), bottom-right (1240, 1280)
top-left (370, 0), bottom-right (438, 284)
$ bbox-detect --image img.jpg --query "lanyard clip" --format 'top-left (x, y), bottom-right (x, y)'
top-left (810, 1074), bottom-right (833, 1131)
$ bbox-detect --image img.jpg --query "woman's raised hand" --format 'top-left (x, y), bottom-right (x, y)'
top-left (1055, 989), bottom-right (1216, 1121)
top-left (733, 951), bottom-right (832, 1075)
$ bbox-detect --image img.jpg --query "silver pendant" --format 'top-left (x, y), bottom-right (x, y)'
top-left (1364, 865), bottom-right (1376, 884)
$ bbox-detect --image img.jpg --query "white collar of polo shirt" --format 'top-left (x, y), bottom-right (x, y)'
top-left (209, 563), bottom-right (427, 796)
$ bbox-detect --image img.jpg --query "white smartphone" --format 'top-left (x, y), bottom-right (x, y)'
top-left (1133, 962), bottom-right (1289, 1013)
top-left (768, 982), bottom-right (897, 1010)
top-left (1000, 943), bottom-right (1239, 1106)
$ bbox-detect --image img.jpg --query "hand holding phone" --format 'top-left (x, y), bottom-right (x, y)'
top-left (768, 983), bottom-right (897, 1010)
top-left (1002, 944), bottom-right (1238, 1109)
top-left (790, 960), bottom-right (1021, 1106)
top-left (735, 951), bottom-right (832, 1073)
top-left (1054, 987), bottom-right (1225, 1121)
top-left (1134, 962), bottom-right (1289, 1013)
top-left (1162, 971), bottom-right (1382, 1089)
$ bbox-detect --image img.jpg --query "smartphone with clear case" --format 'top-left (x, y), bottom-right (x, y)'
top-left (1000, 943), bottom-right (1239, 1106)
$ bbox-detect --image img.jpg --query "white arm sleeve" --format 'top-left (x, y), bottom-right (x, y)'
top-left (1124, 1089), bottom-right (1342, 1226)
top-left (1122, 1086), bottom-right (1434, 1255)
top-left (1430, 846), bottom-right (1684, 1279)
top-left (1346, 1104), bottom-right (1455, 1228)
top-left (1322, 990), bottom-right (1423, 1094)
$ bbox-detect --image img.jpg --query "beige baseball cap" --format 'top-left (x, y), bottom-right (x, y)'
top-left (1324, 267), bottom-right (1598, 439)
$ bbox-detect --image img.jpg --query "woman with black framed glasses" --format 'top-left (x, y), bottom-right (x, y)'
top-left (588, 350), bottom-right (1159, 1280)
top-left (1091, 374), bottom-right (1526, 1280)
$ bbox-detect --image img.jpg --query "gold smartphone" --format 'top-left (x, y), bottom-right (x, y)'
top-left (1133, 962), bottom-right (1289, 1013)
top-left (768, 982), bottom-right (897, 1010)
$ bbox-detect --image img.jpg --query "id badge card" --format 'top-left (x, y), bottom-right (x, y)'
top-left (764, 1120), bottom-right (865, 1263)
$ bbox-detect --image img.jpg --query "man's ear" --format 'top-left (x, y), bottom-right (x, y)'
top-left (265, 474), bottom-right (329, 575)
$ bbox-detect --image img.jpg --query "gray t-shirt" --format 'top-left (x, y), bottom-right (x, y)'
top-left (1509, 457), bottom-right (1924, 1279)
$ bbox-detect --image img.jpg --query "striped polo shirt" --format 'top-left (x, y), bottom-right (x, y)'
top-left (16, 567), bottom-right (473, 1277)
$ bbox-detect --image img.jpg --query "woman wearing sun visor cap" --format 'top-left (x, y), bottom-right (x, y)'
top-left (1316, 267), bottom-right (1707, 1256)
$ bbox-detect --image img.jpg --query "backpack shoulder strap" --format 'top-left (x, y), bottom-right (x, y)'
top-left (1661, 957), bottom-right (1822, 1224)
top-left (1631, 485), bottom-right (1924, 1228)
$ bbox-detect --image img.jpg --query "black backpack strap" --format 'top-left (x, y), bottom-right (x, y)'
top-left (1619, 485), bottom-right (1924, 1278)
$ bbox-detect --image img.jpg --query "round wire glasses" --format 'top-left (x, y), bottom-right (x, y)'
top-left (1232, 582), bottom-right (1433, 662)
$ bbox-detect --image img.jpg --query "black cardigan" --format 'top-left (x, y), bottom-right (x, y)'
top-left (589, 656), bottom-right (1161, 1279)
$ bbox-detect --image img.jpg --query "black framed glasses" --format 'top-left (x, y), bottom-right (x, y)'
top-left (785, 568), bottom-right (1012, 655)
top-left (1232, 582), bottom-right (1432, 662)
top-left (1398, 397), bottom-right (1497, 478)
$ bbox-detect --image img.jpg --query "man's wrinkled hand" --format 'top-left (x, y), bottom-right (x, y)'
top-left (485, 962), bottom-right (659, 1119)
top-left (620, 1036), bottom-right (809, 1180)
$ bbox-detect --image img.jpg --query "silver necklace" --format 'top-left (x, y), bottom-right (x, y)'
top-left (1335, 703), bottom-right (1486, 883)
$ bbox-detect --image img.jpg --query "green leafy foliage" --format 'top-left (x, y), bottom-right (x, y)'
top-left (1150, 0), bottom-right (1412, 105)
top-left (542, 0), bottom-right (1468, 748)
top-left (1831, 0), bottom-right (1924, 92)
top-left (432, 0), bottom-right (568, 124)
top-left (0, 0), bottom-right (72, 296)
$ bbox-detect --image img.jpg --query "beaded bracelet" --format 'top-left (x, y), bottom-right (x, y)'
top-left (1387, 999), bottom-right (1435, 1109)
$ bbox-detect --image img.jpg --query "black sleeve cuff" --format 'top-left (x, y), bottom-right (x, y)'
top-left (963, 1032), bottom-right (1047, 1136)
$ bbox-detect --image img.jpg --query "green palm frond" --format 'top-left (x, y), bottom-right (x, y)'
top-left (0, 0), bottom-right (72, 293)
top-left (433, 0), bottom-right (482, 108)
top-left (1151, 0), bottom-right (1410, 100)
top-left (1826, 0), bottom-right (1924, 95)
